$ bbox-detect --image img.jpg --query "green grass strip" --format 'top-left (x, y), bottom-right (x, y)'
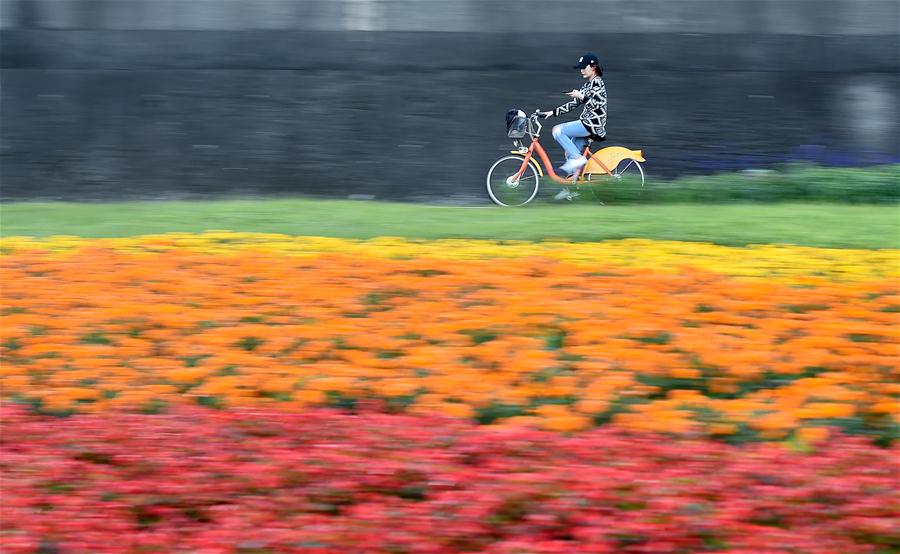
top-left (2, 200), bottom-right (898, 249)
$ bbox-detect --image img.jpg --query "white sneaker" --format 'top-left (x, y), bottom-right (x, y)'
top-left (559, 156), bottom-right (588, 174)
top-left (554, 188), bottom-right (571, 200)
top-left (554, 188), bottom-right (579, 201)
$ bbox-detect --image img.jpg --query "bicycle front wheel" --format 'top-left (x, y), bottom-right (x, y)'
top-left (486, 155), bottom-right (540, 207)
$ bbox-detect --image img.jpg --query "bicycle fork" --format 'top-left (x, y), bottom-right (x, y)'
top-left (510, 143), bottom-right (537, 184)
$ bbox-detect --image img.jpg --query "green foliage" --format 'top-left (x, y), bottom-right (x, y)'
top-left (235, 337), bottom-right (264, 351)
top-left (79, 332), bottom-right (112, 345)
top-left (581, 164), bottom-right (900, 205)
top-left (475, 402), bottom-right (525, 424)
top-left (543, 329), bottom-right (566, 350)
top-left (2, 338), bottom-right (22, 351)
top-left (325, 391), bottom-right (357, 411)
top-left (529, 395), bottom-right (578, 407)
top-left (195, 395), bottom-right (224, 409)
top-left (461, 329), bottom-right (498, 345)
top-left (628, 331), bottom-right (672, 345)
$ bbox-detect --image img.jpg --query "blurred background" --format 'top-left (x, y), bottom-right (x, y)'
top-left (1, 0), bottom-right (898, 202)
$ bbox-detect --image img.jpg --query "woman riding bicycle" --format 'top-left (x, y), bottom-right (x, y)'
top-left (540, 52), bottom-right (607, 184)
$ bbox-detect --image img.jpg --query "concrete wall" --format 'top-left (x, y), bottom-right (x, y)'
top-left (2, 0), bottom-right (898, 201)
top-left (3, 0), bottom-right (898, 34)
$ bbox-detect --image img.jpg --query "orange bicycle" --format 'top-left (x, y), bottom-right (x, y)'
top-left (487, 110), bottom-right (646, 206)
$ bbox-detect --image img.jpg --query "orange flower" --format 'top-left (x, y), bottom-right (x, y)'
top-left (796, 427), bottom-right (830, 444)
top-left (1, 241), bottom-right (896, 441)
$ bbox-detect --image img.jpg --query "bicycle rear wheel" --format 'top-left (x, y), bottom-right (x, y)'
top-left (486, 155), bottom-right (540, 207)
top-left (584, 158), bottom-right (645, 188)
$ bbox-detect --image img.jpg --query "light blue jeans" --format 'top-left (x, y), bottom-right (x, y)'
top-left (551, 120), bottom-right (590, 160)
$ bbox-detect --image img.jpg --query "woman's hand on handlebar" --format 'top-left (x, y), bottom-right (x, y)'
top-left (536, 110), bottom-right (553, 119)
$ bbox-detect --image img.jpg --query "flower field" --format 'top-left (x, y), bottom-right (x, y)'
top-left (2, 233), bottom-right (898, 553)
top-left (2, 406), bottom-right (898, 554)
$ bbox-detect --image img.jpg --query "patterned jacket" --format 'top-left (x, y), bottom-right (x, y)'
top-left (553, 76), bottom-right (607, 137)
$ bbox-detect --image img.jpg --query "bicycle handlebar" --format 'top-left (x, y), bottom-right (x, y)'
top-left (528, 110), bottom-right (544, 136)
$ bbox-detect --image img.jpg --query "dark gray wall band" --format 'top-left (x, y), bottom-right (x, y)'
top-left (2, 1), bottom-right (898, 201)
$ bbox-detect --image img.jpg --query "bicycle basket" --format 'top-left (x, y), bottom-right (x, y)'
top-left (506, 109), bottom-right (527, 138)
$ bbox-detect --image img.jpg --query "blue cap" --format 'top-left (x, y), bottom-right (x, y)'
top-left (574, 52), bottom-right (600, 70)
